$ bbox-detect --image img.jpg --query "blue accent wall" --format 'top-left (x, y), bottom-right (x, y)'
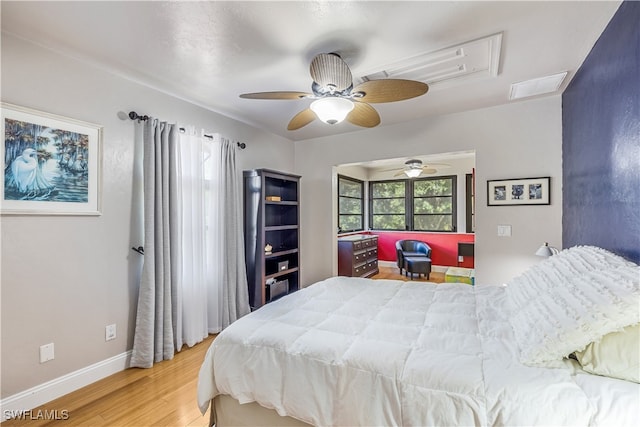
top-left (562, 0), bottom-right (640, 263)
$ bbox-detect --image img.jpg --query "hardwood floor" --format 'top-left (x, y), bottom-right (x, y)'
top-left (1, 268), bottom-right (442, 427)
top-left (372, 265), bottom-right (445, 283)
top-left (2, 336), bottom-right (215, 427)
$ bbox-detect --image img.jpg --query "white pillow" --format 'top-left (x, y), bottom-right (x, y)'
top-left (507, 246), bottom-right (635, 311)
top-left (507, 246), bottom-right (639, 366)
top-left (574, 323), bottom-right (639, 383)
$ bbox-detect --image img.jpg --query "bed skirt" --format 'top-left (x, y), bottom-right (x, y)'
top-left (211, 395), bottom-right (313, 427)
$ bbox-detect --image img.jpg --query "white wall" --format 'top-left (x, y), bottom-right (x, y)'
top-left (295, 96), bottom-right (563, 287)
top-left (0, 34), bottom-right (295, 398)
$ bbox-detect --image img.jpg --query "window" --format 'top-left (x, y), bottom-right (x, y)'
top-left (370, 180), bottom-right (406, 230)
top-left (413, 176), bottom-right (456, 232)
top-left (369, 176), bottom-right (457, 232)
top-left (465, 173), bottom-right (475, 233)
top-left (338, 175), bottom-right (364, 232)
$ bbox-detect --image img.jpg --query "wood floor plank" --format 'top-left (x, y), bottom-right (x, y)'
top-left (1, 335), bottom-right (215, 427)
top-left (372, 265), bottom-right (445, 283)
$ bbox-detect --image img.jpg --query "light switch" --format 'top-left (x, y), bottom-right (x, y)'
top-left (40, 343), bottom-right (54, 363)
top-left (497, 225), bottom-right (512, 237)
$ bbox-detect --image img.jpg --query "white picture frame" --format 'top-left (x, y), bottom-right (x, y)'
top-left (1, 103), bottom-right (103, 215)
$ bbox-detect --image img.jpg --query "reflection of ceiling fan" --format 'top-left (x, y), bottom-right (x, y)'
top-left (240, 53), bottom-right (429, 130)
top-left (390, 159), bottom-right (451, 178)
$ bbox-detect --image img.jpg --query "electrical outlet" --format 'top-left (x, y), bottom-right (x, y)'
top-left (40, 343), bottom-right (54, 363)
top-left (105, 324), bottom-right (116, 341)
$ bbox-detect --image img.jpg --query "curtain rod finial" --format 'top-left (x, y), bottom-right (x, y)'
top-left (128, 111), bottom-right (149, 121)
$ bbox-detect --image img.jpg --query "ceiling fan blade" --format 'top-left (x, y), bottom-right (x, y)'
top-left (352, 79), bottom-right (429, 103)
top-left (310, 53), bottom-right (352, 92)
top-left (240, 91), bottom-right (312, 100)
top-left (422, 168), bottom-right (438, 174)
top-left (287, 108), bottom-right (316, 130)
top-left (346, 102), bottom-right (381, 128)
top-left (393, 170), bottom-right (406, 177)
top-left (379, 161), bottom-right (450, 173)
top-left (378, 166), bottom-right (403, 172)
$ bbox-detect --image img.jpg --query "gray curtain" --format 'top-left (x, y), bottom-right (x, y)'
top-left (218, 137), bottom-right (250, 327)
top-left (130, 119), bottom-right (180, 368)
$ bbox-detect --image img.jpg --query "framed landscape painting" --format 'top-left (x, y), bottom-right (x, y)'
top-left (487, 176), bottom-right (550, 206)
top-left (1, 103), bottom-right (103, 215)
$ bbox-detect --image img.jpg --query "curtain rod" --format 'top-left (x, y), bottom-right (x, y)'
top-left (128, 111), bottom-right (246, 149)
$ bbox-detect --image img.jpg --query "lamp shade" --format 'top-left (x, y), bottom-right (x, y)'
top-left (404, 168), bottom-right (422, 178)
top-left (535, 242), bottom-right (559, 257)
top-left (310, 97), bottom-right (354, 125)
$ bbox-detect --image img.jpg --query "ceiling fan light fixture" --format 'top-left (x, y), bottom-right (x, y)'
top-left (310, 97), bottom-right (354, 125)
top-left (404, 168), bottom-right (422, 178)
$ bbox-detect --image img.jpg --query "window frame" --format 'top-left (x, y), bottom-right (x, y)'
top-left (465, 173), bottom-right (475, 233)
top-left (369, 175), bottom-right (457, 232)
top-left (337, 174), bottom-right (365, 233)
top-left (412, 175), bottom-right (457, 232)
top-left (369, 179), bottom-right (408, 231)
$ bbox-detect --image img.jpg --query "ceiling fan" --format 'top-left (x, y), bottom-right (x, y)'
top-left (390, 159), bottom-right (451, 178)
top-left (239, 53), bottom-right (429, 130)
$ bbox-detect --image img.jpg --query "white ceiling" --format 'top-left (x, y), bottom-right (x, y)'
top-left (1, 1), bottom-right (621, 142)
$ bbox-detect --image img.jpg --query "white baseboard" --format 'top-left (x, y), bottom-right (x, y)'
top-left (377, 260), bottom-right (396, 268)
top-left (432, 265), bottom-right (449, 273)
top-left (0, 350), bottom-right (132, 421)
top-left (378, 260), bottom-right (449, 273)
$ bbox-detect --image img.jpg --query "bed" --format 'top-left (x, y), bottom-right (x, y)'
top-left (197, 246), bottom-right (639, 426)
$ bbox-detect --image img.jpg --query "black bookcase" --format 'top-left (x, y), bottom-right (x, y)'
top-left (243, 169), bottom-right (301, 310)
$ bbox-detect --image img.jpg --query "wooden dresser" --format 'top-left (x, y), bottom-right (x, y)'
top-left (338, 235), bottom-right (379, 278)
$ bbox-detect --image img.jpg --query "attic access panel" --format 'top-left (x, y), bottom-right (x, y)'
top-left (357, 33), bottom-right (502, 90)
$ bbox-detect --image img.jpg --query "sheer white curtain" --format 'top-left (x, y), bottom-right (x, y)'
top-left (176, 130), bottom-right (249, 342)
top-left (175, 128), bottom-right (223, 348)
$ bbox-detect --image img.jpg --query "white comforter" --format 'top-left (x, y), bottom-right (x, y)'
top-left (198, 277), bottom-right (639, 426)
